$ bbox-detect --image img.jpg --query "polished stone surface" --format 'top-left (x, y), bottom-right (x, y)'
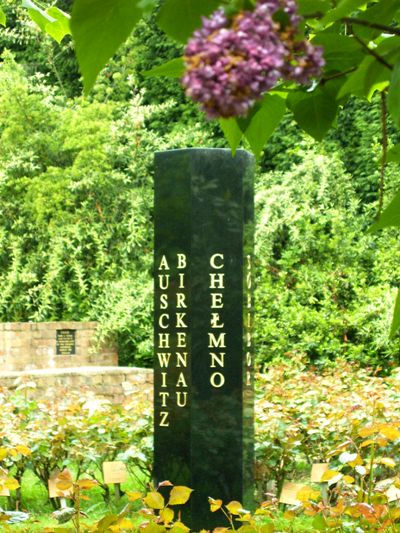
top-left (154, 149), bottom-right (254, 529)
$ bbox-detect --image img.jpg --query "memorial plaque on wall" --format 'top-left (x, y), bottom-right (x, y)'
top-left (56, 329), bottom-right (76, 355)
top-left (154, 149), bottom-right (255, 529)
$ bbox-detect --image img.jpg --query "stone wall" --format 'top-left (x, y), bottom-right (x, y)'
top-left (0, 322), bottom-right (118, 371)
top-left (0, 366), bottom-right (153, 404)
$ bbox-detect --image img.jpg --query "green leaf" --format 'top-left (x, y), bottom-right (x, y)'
top-left (71, 0), bottom-right (145, 94)
top-left (0, 5), bottom-right (6, 26)
top-left (45, 7), bottom-right (71, 43)
top-left (137, 0), bottom-right (157, 12)
top-left (338, 37), bottom-right (400, 100)
top-left (287, 88), bottom-right (338, 141)
top-left (369, 190), bottom-right (400, 231)
top-left (142, 57), bottom-right (184, 78)
top-left (157, 0), bottom-right (220, 43)
top-left (388, 61), bottom-right (400, 126)
top-left (297, 0), bottom-right (330, 16)
top-left (219, 118), bottom-right (243, 155)
top-left (22, 0), bottom-right (55, 32)
top-left (337, 56), bottom-right (374, 99)
top-left (387, 144), bottom-right (400, 162)
top-left (94, 514), bottom-right (119, 532)
top-left (21, 0), bottom-right (70, 42)
top-left (322, 0), bottom-right (368, 24)
top-left (244, 94), bottom-right (286, 159)
top-left (390, 289), bottom-right (400, 338)
top-left (363, 62), bottom-right (391, 101)
top-left (312, 514), bottom-right (327, 531)
top-left (311, 34), bottom-right (364, 71)
top-left (352, 0), bottom-right (400, 40)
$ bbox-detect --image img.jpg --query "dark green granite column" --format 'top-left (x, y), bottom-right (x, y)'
top-left (154, 148), bottom-right (254, 530)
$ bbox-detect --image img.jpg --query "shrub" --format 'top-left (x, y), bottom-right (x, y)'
top-left (255, 147), bottom-right (400, 368)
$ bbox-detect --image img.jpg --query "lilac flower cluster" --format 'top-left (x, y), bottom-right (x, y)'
top-left (182, 0), bottom-right (324, 119)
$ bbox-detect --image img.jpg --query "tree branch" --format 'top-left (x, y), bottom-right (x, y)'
top-left (350, 29), bottom-right (393, 70)
top-left (303, 12), bottom-right (400, 37)
top-left (342, 18), bottom-right (400, 37)
top-left (320, 67), bottom-right (357, 84)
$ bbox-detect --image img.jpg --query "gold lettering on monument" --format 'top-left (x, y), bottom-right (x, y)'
top-left (156, 253), bottom-right (189, 427)
top-left (245, 254), bottom-right (253, 386)
top-left (157, 250), bottom-right (247, 424)
top-left (209, 253), bottom-right (227, 389)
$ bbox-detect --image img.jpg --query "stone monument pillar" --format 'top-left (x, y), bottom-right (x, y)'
top-left (154, 148), bottom-right (254, 528)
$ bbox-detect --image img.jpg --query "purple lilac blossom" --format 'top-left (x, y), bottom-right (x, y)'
top-left (182, 0), bottom-right (325, 119)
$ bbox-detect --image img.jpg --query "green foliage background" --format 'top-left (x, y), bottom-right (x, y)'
top-left (0, 6), bottom-right (400, 368)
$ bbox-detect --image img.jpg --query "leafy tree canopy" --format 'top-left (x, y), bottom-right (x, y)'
top-left (3, 0), bottom-right (398, 333)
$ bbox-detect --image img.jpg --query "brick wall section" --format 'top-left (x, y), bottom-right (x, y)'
top-left (0, 322), bottom-right (118, 371)
top-left (0, 367), bottom-right (153, 404)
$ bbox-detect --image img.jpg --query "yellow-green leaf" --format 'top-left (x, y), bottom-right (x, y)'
top-left (391, 507), bottom-right (400, 520)
top-left (144, 491), bottom-right (165, 510)
top-left (296, 487), bottom-right (320, 502)
top-left (77, 478), bottom-right (98, 490)
top-left (57, 480), bottom-right (73, 491)
top-left (225, 501), bottom-right (243, 515)
top-left (0, 449), bottom-right (8, 461)
top-left (169, 521), bottom-right (190, 533)
top-left (94, 514), bottom-right (120, 530)
top-left (4, 478), bottom-right (20, 490)
top-left (377, 457), bottom-right (396, 468)
top-left (349, 454), bottom-right (363, 467)
top-left (380, 425), bottom-right (400, 441)
top-left (127, 491), bottom-right (143, 502)
top-left (115, 518), bottom-right (134, 529)
top-left (0, 6), bottom-right (6, 26)
top-left (321, 470), bottom-right (341, 482)
top-left (142, 523), bottom-right (166, 533)
top-left (260, 524), bottom-right (274, 533)
top-left (360, 439), bottom-right (375, 448)
top-left (160, 507), bottom-right (174, 524)
top-left (168, 486), bottom-right (193, 506)
top-left (237, 527), bottom-right (256, 533)
top-left (15, 445), bottom-right (31, 456)
top-left (209, 497), bottom-right (223, 513)
top-left (358, 425), bottom-right (378, 438)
